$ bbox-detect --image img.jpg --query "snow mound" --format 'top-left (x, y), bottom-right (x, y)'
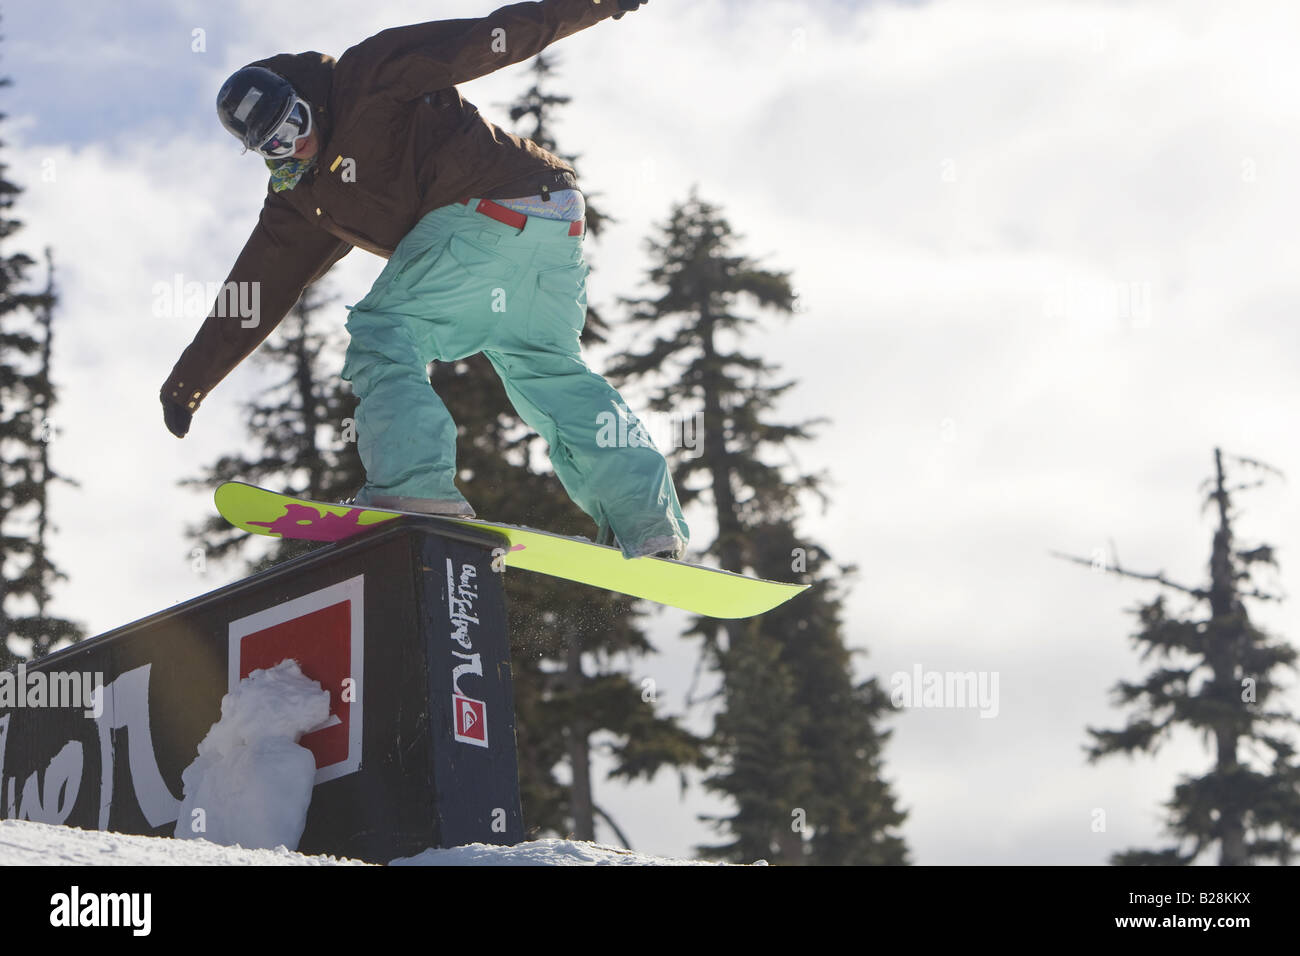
top-left (174, 659), bottom-right (330, 850)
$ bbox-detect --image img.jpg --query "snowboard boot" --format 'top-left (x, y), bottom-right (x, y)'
top-left (345, 488), bottom-right (476, 518)
top-left (638, 534), bottom-right (686, 561)
top-left (596, 522), bottom-right (684, 561)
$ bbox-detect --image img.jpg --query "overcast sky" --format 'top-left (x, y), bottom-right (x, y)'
top-left (6, 0), bottom-right (1300, 864)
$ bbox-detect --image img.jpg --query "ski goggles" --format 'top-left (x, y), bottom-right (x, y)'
top-left (251, 96), bottom-right (312, 159)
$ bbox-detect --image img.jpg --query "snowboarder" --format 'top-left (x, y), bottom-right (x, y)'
top-left (158, 0), bottom-right (688, 560)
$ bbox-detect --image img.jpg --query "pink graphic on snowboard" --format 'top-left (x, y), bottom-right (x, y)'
top-left (246, 502), bottom-right (529, 552)
top-left (247, 503), bottom-right (381, 541)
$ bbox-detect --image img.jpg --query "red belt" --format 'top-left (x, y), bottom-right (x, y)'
top-left (459, 197), bottom-right (584, 236)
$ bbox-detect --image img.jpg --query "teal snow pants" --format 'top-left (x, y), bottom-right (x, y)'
top-left (340, 199), bottom-right (689, 559)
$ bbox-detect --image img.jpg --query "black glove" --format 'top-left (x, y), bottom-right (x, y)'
top-left (613, 0), bottom-right (646, 19)
top-left (162, 398), bottom-right (193, 438)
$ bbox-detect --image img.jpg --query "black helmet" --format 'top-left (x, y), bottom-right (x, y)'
top-left (216, 66), bottom-right (302, 152)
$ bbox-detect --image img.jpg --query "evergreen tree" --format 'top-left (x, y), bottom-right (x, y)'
top-left (500, 52), bottom-right (613, 339)
top-left (17, 250), bottom-right (83, 658)
top-left (698, 618), bottom-right (812, 862)
top-left (749, 523), bottom-right (907, 864)
top-left (608, 189), bottom-right (908, 863)
top-left (1057, 448), bottom-right (1300, 864)
top-left (0, 70), bottom-right (82, 664)
top-left (503, 52), bottom-right (611, 242)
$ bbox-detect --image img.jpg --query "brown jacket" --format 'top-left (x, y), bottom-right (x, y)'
top-left (162, 0), bottom-right (621, 416)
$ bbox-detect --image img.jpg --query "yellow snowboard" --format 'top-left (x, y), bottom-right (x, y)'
top-left (214, 481), bottom-right (808, 619)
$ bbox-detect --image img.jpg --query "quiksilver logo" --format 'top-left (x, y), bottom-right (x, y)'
top-left (460, 705), bottom-right (478, 733)
top-left (454, 694), bottom-right (487, 747)
top-left (447, 560), bottom-right (488, 747)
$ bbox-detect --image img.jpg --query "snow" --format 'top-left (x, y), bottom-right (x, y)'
top-left (390, 839), bottom-right (730, 866)
top-left (0, 819), bottom-right (368, 866)
top-left (0, 820), bottom-right (733, 865)
top-left (173, 659), bottom-right (330, 851)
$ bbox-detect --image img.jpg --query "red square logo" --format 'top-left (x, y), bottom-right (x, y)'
top-left (239, 601), bottom-right (351, 769)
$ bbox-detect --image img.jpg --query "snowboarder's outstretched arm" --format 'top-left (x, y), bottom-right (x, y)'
top-left (337, 0), bottom-right (648, 100)
top-left (159, 191), bottom-right (349, 436)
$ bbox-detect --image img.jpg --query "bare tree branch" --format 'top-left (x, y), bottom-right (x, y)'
top-left (1048, 550), bottom-right (1208, 599)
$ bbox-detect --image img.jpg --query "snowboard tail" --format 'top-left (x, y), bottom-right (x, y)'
top-left (214, 481), bottom-right (808, 619)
